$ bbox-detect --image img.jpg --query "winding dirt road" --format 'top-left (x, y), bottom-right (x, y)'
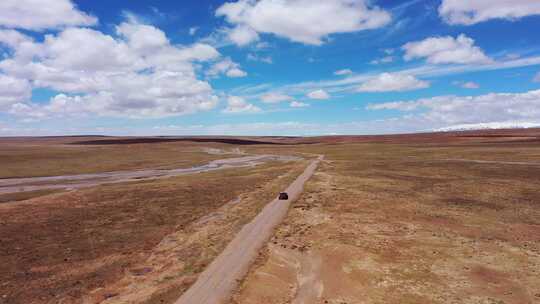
top-left (175, 155), bottom-right (323, 304)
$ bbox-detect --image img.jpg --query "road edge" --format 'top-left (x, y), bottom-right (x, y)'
top-left (175, 155), bottom-right (323, 304)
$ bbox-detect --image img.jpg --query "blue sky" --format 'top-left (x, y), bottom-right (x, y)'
top-left (1, 0), bottom-right (540, 136)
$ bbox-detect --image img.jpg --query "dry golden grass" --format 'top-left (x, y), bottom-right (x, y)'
top-left (0, 159), bottom-right (308, 304)
top-left (0, 139), bottom-right (237, 178)
top-left (3, 132), bottom-right (540, 304)
top-left (234, 141), bottom-right (540, 304)
top-left (0, 189), bottom-right (61, 203)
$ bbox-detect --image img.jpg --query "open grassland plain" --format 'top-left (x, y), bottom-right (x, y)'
top-left (0, 137), bottom-right (310, 304)
top-left (234, 131), bottom-right (540, 304)
top-left (0, 136), bottom-right (273, 179)
top-left (1, 130), bottom-right (540, 304)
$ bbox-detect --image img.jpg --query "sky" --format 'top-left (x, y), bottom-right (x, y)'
top-left (0, 0), bottom-right (540, 136)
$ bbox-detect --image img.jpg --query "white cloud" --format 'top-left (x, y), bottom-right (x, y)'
top-left (370, 56), bottom-right (394, 65)
top-left (226, 68), bottom-right (248, 78)
top-left (290, 101), bottom-right (309, 108)
top-left (460, 81), bottom-right (480, 89)
top-left (534, 72), bottom-right (540, 83)
top-left (403, 34), bottom-right (491, 64)
top-left (0, 29), bottom-right (33, 49)
top-left (357, 73), bottom-right (429, 92)
top-left (261, 92), bottom-right (293, 104)
top-left (215, 0), bottom-right (391, 46)
top-left (225, 25), bottom-right (260, 46)
top-left (334, 69), bottom-right (353, 76)
top-left (247, 53), bottom-right (272, 64)
top-left (207, 57), bottom-right (247, 78)
top-left (0, 29), bottom-right (43, 64)
top-left (111, 89), bottom-right (540, 135)
top-left (245, 53), bottom-right (540, 99)
top-left (44, 28), bottom-right (141, 72)
top-left (116, 22), bottom-right (169, 52)
top-left (307, 89), bottom-right (330, 100)
top-left (439, 0), bottom-right (540, 25)
top-left (174, 43), bottom-right (221, 62)
top-left (0, 21), bottom-right (223, 119)
top-left (0, 74), bottom-right (31, 109)
top-left (0, 0), bottom-right (97, 31)
top-left (5, 116), bottom-right (540, 137)
top-left (223, 96), bottom-right (260, 113)
top-left (154, 121), bottom-right (312, 136)
top-left (367, 89), bottom-right (540, 126)
top-left (436, 121), bottom-right (540, 132)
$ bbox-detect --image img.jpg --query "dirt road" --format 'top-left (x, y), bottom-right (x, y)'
top-left (175, 155), bottom-right (323, 304)
top-left (0, 154), bottom-right (299, 195)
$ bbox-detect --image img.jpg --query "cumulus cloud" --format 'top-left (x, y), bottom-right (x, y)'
top-left (215, 0), bottom-right (391, 46)
top-left (227, 68), bottom-right (248, 78)
top-left (223, 96), bottom-right (260, 113)
top-left (334, 69), bottom-right (353, 76)
top-left (439, 0), bottom-right (540, 25)
top-left (207, 57), bottom-right (248, 78)
top-left (403, 34), bottom-right (491, 65)
top-left (225, 25), bottom-right (260, 46)
top-left (0, 74), bottom-right (31, 109)
top-left (367, 89), bottom-right (540, 127)
top-left (0, 29), bottom-right (35, 49)
top-left (0, 20), bottom-right (223, 119)
top-left (0, 0), bottom-right (97, 31)
top-left (116, 22), bottom-right (169, 52)
top-left (290, 101), bottom-right (309, 108)
top-left (307, 89), bottom-right (330, 100)
top-left (260, 93), bottom-right (293, 104)
top-left (357, 73), bottom-right (429, 92)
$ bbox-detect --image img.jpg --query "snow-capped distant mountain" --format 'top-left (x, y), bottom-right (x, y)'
top-left (436, 122), bottom-right (540, 132)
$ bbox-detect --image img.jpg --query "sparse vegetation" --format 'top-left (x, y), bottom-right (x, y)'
top-left (234, 135), bottom-right (540, 304)
top-left (1, 131), bottom-right (540, 304)
top-left (0, 139), bottom-right (308, 304)
top-left (0, 137), bottom-right (242, 178)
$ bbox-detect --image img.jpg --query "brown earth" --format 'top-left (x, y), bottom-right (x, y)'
top-left (0, 159), bottom-right (307, 304)
top-left (233, 134), bottom-right (540, 304)
top-left (0, 137), bottom-right (244, 178)
top-left (176, 156), bottom-right (322, 304)
top-left (2, 129), bottom-right (540, 304)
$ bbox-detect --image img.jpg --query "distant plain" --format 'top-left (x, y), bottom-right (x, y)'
top-left (1, 129), bottom-right (539, 304)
